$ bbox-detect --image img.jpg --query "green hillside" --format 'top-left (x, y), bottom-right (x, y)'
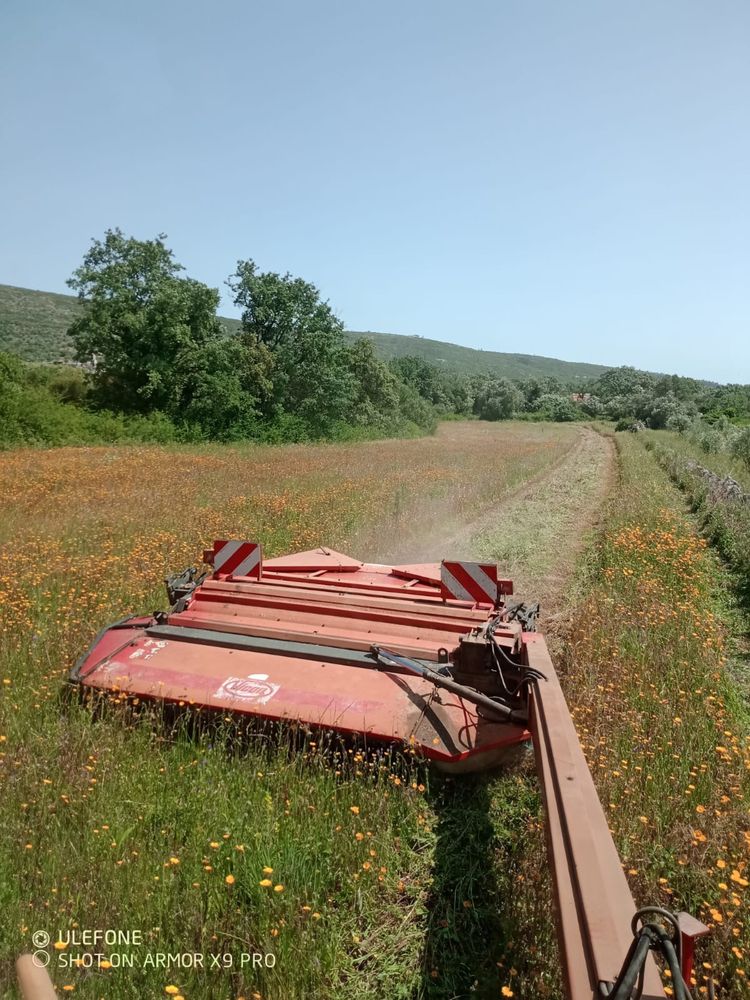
top-left (0, 283), bottom-right (245, 362)
top-left (2, 281), bottom-right (606, 382)
top-left (345, 329), bottom-right (610, 382)
top-left (0, 284), bottom-right (81, 361)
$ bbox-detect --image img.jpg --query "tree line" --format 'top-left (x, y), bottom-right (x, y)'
top-left (1, 228), bottom-right (749, 448)
top-left (63, 230), bottom-right (439, 442)
top-left (582, 366), bottom-right (750, 430)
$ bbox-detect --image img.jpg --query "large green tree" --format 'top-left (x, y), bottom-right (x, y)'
top-left (592, 366), bottom-right (653, 402)
top-left (474, 378), bottom-right (523, 420)
top-left (517, 375), bottom-right (564, 411)
top-left (228, 260), bottom-right (354, 433)
top-left (169, 337), bottom-right (274, 440)
top-left (68, 229), bottom-right (224, 414)
top-left (344, 338), bottom-right (401, 427)
top-left (537, 392), bottom-right (579, 422)
top-left (389, 356), bottom-right (452, 409)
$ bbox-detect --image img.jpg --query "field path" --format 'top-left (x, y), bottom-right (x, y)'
top-left (372, 425), bottom-right (614, 627)
top-left (471, 425), bottom-right (615, 626)
top-left (413, 427), bottom-right (615, 1000)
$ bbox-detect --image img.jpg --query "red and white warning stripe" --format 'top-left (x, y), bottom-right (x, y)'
top-left (211, 540), bottom-right (262, 579)
top-left (440, 560), bottom-right (498, 606)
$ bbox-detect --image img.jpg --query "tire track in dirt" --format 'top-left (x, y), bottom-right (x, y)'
top-left (353, 422), bottom-right (614, 629)
top-left (368, 425), bottom-right (583, 567)
top-left (437, 428), bottom-right (597, 557)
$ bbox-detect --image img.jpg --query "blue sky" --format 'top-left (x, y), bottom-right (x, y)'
top-left (1, 0), bottom-right (748, 383)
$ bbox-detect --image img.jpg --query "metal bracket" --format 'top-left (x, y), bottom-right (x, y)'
top-left (676, 911), bottom-right (711, 987)
top-left (165, 567), bottom-right (204, 607)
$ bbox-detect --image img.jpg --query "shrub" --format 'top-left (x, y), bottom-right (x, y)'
top-left (666, 412), bottom-right (692, 433)
top-left (474, 379), bottom-right (523, 420)
top-left (695, 426), bottom-right (726, 454)
top-left (730, 427), bottom-right (750, 471)
top-left (652, 442), bottom-right (750, 600)
top-left (615, 418), bottom-right (645, 432)
top-left (537, 393), bottom-right (579, 422)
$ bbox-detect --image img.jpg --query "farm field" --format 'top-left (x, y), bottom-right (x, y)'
top-left (2, 421), bottom-right (749, 999)
top-left (0, 421), bottom-right (589, 1000)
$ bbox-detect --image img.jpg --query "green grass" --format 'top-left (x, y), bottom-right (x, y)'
top-left (560, 431), bottom-right (750, 997)
top-left (455, 426), bottom-right (750, 998)
top-left (1, 705), bottom-right (436, 999)
top-left (4, 422), bottom-right (748, 996)
top-left (645, 431), bottom-right (750, 607)
top-left (472, 425), bottom-right (611, 602)
top-left (648, 429), bottom-right (750, 491)
top-left (0, 284), bottom-right (82, 361)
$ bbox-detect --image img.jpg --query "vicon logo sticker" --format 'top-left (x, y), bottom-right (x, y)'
top-left (214, 673), bottom-right (280, 704)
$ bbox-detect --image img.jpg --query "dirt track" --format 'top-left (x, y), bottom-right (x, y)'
top-left (373, 425), bottom-right (615, 626)
top-left (472, 425), bottom-right (615, 626)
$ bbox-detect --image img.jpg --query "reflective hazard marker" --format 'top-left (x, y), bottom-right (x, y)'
top-left (440, 560), bottom-right (498, 606)
top-left (211, 540), bottom-right (262, 579)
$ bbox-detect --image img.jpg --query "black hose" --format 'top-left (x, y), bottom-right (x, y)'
top-left (601, 909), bottom-right (701, 1000)
top-left (662, 937), bottom-right (696, 1000)
top-left (602, 931), bottom-right (653, 999)
top-left (370, 645), bottom-right (527, 723)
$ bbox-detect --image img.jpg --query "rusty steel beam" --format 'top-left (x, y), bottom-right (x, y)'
top-left (525, 634), bottom-right (665, 1000)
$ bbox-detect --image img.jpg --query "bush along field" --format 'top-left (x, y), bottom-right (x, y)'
top-left (562, 432), bottom-right (750, 998)
top-left (644, 433), bottom-right (750, 603)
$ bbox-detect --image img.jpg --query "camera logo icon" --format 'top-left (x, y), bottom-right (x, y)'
top-left (32, 931), bottom-right (50, 949)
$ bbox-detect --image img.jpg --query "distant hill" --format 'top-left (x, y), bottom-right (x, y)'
top-left (1, 282), bottom-right (608, 383)
top-left (0, 284), bottom-right (81, 362)
top-left (0, 283), bottom-right (246, 362)
top-left (345, 330), bottom-right (610, 382)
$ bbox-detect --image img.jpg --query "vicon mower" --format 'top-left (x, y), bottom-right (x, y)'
top-left (66, 541), bottom-right (713, 1000)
